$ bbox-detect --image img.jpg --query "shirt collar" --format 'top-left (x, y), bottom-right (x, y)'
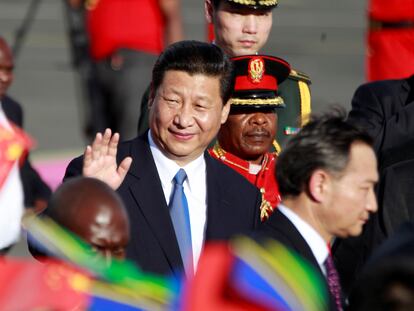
top-left (0, 101), bottom-right (11, 129)
top-left (148, 130), bottom-right (205, 191)
top-left (278, 204), bottom-right (329, 268)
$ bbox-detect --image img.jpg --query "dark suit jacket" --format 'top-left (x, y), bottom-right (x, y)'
top-left (256, 209), bottom-right (335, 311)
top-left (347, 75), bottom-right (414, 159)
top-left (378, 146), bottom-right (414, 237)
top-left (1, 95), bottom-right (51, 207)
top-left (65, 134), bottom-right (262, 278)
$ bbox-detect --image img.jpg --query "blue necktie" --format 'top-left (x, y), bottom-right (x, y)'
top-left (169, 169), bottom-right (193, 275)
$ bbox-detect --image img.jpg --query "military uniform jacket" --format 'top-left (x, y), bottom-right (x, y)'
top-left (276, 69), bottom-right (312, 148)
top-left (209, 145), bottom-right (280, 221)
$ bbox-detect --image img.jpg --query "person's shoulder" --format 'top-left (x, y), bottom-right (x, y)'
top-left (64, 154), bottom-right (84, 180)
top-left (286, 68), bottom-right (311, 84)
top-left (355, 77), bottom-right (406, 95)
top-left (2, 95), bottom-right (21, 107)
top-left (206, 154), bottom-right (259, 193)
top-left (2, 95), bottom-right (23, 125)
top-left (116, 134), bottom-right (149, 157)
top-left (254, 210), bottom-right (296, 246)
top-left (118, 136), bottom-right (140, 152)
top-left (65, 135), bottom-right (146, 179)
top-left (207, 153), bottom-right (245, 179)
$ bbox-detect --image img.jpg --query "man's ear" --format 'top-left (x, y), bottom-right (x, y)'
top-left (205, 0), bottom-right (214, 24)
top-left (308, 169), bottom-right (330, 203)
top-left (220, 100), bottom-right (231, 124)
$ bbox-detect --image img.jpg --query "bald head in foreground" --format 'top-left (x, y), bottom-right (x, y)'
top-left (47, 177), bottom-right (130, 261)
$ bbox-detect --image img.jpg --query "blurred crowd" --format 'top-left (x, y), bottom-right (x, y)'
top-left (1, 0), bottom-right (414, 310)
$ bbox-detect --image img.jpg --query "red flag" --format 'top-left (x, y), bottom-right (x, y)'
top-left (0, 258), bottom-right (91, 310)
top-left (181, 243), bottom-right (274, 311)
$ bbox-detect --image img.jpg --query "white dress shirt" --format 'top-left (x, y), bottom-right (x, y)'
top-left (0, 102), bottom-right (24, 249)
top-left (148, 131), bottom-right (207, 270)
top-left (278, 204), bottom-right (329, 275)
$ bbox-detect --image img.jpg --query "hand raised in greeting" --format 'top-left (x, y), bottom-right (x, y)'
top-left (82, 129), bottom-right (132, 190)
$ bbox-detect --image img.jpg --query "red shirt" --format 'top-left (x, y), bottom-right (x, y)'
top-left (367, 0), bottom-right (414, 81)
top-left (367, 29), bottom-right (414, 81)
top-left (86, 0), bottom-right (165, 60)
top-left (369, 0), bottom-right (414, 21)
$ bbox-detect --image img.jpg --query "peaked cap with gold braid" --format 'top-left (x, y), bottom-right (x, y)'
top-left (225, 0), bottom-right (278, 10)
top-left (230, 55), bottom-right (291, 109)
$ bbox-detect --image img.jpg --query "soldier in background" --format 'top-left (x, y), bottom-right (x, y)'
top-left (210, 55), bottom-right (291, 221)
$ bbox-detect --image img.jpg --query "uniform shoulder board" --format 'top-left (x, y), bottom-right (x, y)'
top-left (288, 68), bottom-right (312, 84)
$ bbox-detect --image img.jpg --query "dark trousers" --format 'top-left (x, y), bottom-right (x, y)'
top-left (94, 49), bottom-right (157, 141)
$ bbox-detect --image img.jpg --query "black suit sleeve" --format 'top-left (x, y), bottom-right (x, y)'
top-left (347, 84), bottom-right (386, 153)
top-left (63, 155), bottom-right (84, 180)
top-left (379, 159), bottom-right (414, 236)
top-left (21, 158), bottom-right (52, 206)
top-left (348, 79), bottom-right (414, 156)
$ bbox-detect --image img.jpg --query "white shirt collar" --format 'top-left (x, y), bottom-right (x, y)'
top-left (148, 130), bottom-right (205, 196)
top-left (278, 204), bottom-right (329, 274)
top-left (0, 101), bottom-right (12, 129)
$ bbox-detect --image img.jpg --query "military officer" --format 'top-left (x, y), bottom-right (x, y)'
top-left (210, 54), bottom-right (291, 220)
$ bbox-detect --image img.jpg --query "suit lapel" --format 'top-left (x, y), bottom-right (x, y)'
top-left (266, 210), bottom-right (323, 274)
top-left (262, 210), bottom-right (340, 309)
top-left (204, 153), bottom-right (235, 240)
top-left (127, 136), bottom-right (183, 273)
top-left (205, 154), bottom-right (221, 240)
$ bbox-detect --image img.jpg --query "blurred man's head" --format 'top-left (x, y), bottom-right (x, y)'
top-left (276, 109), bottom-right (379, 242)
top-left (0, 37), bottom-right (14, 99)
top-left (217, 55), bottom-right (290, 164)
top-left (205, 0), bottom-right (277, 56)
top-left (48, 177), bottom-right (130, 261)
top-left (149, 40), bottom-right (233, 166)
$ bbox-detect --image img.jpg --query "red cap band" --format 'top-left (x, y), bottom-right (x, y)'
top-left (234, 75), bottom-right (278, 91)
